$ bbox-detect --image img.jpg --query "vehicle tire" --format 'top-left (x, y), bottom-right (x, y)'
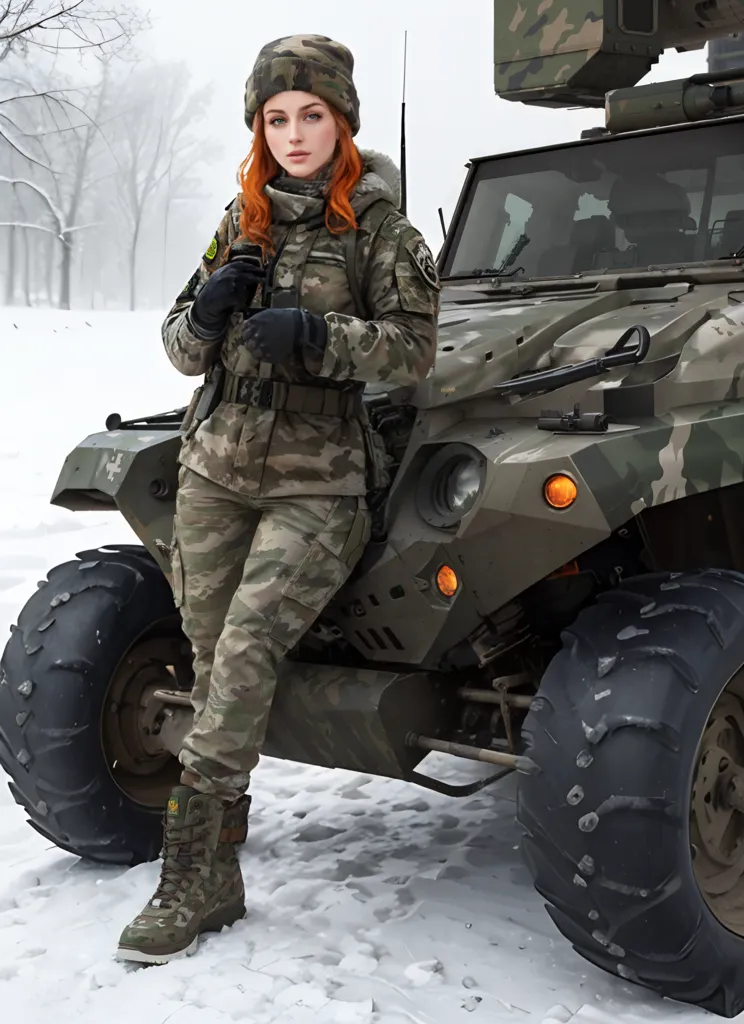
top-left (518, 568), bottom-right (744, 1017)
top-left (0, 544), bottom-right (192, 866)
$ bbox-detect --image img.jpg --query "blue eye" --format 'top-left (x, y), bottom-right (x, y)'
top-left (269, 116), bottom-right (286, 126)
top-left (306, 112), bottom-right (321, 121)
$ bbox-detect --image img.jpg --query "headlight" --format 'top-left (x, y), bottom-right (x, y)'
top-left (435, 457), bottom-right (482, 517)
top-left (417, 445), bottom-right (486, 528)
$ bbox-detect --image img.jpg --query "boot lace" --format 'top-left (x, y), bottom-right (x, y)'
top-left (151, 816), bottom-right (208, 907)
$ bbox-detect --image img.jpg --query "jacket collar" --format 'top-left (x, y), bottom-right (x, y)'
top-left (266, 148), bottom-right (401, 226)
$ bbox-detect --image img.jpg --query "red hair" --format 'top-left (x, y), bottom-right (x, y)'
top-left (236, 105), bottom-right (363, 255)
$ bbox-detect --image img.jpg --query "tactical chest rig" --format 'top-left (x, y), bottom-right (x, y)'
top-left (186, 205), bottom-right (392, 496)
top-left (198, 214), bottom-right (375, 422)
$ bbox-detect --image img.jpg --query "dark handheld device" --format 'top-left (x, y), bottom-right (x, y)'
top-left (225, 240), bottom-right (266, 314)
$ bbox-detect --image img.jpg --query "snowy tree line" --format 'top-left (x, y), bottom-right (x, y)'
top-left (0, 2), bottom-right (221, 310)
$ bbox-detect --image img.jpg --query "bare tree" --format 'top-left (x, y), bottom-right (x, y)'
top-left (0, 172), bottom-right (99, 302)
top-left (39, 61), bottom-right (116, 307)
top-left (0, 1), bottom-right (146, 169)
top-left (0, 46), bottom-right (220, 310)
top-left (0, 56), bottom-right (119, 307)
top-left (0, 2), bottom-right (148, 62)
top-left (0, 2), bottom-right (147, 307)
top-left (113, 62), bottom-right (217, 310)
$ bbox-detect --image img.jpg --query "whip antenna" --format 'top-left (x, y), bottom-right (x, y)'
top-left (400, 30), bottom-right (408, 216)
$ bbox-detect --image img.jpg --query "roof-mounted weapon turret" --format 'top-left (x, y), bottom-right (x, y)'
top-left (494, 0), bottom-right (744, 116)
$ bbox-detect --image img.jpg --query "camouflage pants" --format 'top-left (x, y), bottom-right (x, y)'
top-left (171, 465), bottom-right (370, 803)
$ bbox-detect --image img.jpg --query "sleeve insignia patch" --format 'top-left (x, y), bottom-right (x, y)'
top-left (204, 236), bottom-right (219, 263)
top-left (406, 236), bottom-right (439, 290)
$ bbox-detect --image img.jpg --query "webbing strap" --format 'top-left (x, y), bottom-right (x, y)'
top-left (222, 371), bottom-right (362, 418)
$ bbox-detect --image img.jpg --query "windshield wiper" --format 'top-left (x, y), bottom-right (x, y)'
top-left (451, 232), bottom-right (531, 280)
top-left (450, 267), bottom-right (524, 279)
top-left (491, 324), bottom-right (651, 397)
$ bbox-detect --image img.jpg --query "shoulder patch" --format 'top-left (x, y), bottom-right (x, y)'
top-left (406, 235), bottom-right (439, 290)
top-left (204, 236), bottom-right (219, 263)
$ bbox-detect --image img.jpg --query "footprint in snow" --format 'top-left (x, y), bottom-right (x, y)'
top-left (293, 824), bottom-right (346, 843)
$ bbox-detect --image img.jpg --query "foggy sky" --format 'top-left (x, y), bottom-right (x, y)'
top-left (136, 1), bottom-right (707, 277)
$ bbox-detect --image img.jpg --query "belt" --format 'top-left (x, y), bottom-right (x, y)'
top-left (222, 370), bottom-right (364, 419)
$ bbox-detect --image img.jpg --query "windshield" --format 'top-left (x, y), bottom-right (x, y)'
top-left (443, 120), bottom-right (744, 280)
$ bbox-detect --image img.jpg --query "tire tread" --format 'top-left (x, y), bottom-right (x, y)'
top-left (0, 545), bottom-right (178, 866)
top-left (518, 569), bottom-right (744, 1017)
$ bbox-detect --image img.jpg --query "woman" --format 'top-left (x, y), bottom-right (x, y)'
top-left (116, 33), bottom-right (439, 964)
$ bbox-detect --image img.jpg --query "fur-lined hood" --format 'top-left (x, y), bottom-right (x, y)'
top-left (354, 148), bottom-right (402, 213)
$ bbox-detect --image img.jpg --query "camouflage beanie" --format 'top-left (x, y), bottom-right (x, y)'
top-left (244, 34), bottom-right (360, 137)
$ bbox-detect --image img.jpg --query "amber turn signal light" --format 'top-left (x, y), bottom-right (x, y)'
top-left (436, 565), bottom-right (459, 597)
top-left (544, 474), bottom-right (578, 509)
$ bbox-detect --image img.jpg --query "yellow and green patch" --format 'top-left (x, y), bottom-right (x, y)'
top-left (204, 236), bottom-right (219, 262)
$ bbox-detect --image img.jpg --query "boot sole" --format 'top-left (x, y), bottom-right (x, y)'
top-left (115, 901), bottom-right (246, 965)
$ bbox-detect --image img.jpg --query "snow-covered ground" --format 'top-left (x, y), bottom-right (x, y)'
top-left (0, 308), bottom-right (730, 1024)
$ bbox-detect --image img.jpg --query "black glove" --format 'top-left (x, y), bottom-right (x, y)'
top-left (241, 308), bottom-right (328, 369)
top-left (188, 261), bottom-right (264, 340)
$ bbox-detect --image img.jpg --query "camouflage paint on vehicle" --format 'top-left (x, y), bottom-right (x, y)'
top-left (51, 266), bottom-right (744, 674)
top-left (47, 0), bottom-right (744, 779)
top-left (493, 1), bottom-right (744, 108)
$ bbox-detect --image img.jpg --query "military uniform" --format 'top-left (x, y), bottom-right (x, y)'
top-left (166, 147), bottom-right (438, 804)
top-left (117, 33), bottom-right (438, 965)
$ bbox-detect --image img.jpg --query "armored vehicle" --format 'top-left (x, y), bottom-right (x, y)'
top-left (6, 0), bottom-right (744, 1013)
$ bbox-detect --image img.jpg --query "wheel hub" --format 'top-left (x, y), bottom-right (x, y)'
top-left (101, 632), bottom-right (192, 807)
top-left (692, 687), bottom-right (744, 928)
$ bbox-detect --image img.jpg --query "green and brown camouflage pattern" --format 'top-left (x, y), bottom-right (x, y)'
top-left (244, 34), bottom-right (360, 135)
top-left (52, 264), bottom-right (744, 677)
top-left (47, 2), bottom-right (744, 785)
top-left (117, 785), bottom-right (247, 963)
top-left (162, 150), bottom-right (438, 500)
top-left (492, 1), bottom-right (744, 108)
top-left (173, 465), bottom-right (369, 803)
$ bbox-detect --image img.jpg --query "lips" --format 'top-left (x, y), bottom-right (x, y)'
top-left (288, 151), bottom-right (309, 158)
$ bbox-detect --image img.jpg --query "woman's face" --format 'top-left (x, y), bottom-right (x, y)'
top-left (263, 90), bottom-right (339, 179)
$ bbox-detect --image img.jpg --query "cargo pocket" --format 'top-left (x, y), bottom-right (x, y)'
top-left (232, 414), bottom-right (257, 470)
top-left (169, 528), bottom-right (185, 609)
top-left (268, 497), bottom-right (371, 650)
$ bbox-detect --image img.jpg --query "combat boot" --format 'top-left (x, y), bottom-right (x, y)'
top-left (116, 785), bottom-right (247, 963)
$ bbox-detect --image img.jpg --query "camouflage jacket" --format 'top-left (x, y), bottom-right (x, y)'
top-left (162, 150), bottom-right (440, 498)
